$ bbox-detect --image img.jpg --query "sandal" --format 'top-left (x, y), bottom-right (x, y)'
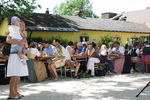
top-left (7, 96), bottom-right (21, 99)
top-left (19, 94), bottom-right (24, 97)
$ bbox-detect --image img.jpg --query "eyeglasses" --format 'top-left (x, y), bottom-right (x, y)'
top-left (88, 44), bottom-right (92, 45)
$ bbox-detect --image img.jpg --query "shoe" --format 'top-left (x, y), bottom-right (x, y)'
top-left (23, 55), bottom-right (28, 60)
top-left (7, 96), bottom-right (21, 99)
top-left (90, 75), bottom-right (95, 77)
top-left (19, 94), bottom-right (24, 98)
top-left (73, 75), bottom-right (80, 79)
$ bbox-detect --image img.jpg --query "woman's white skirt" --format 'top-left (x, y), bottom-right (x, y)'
top-left (7, 54), bottom-right (29, 77)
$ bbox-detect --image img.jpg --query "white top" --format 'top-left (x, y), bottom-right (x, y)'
top-left (28, 48), bottom-right (41, 56)
top-left (66, 45), bottom-right (73, 60)
top-left (9, 25), bottom-right (22, 40)
top-left (128, 48), bottom-right (140, 55)
top-left (100, 49), bottom-right (107, 56)
top-left (112, 46), bottom-right (125, 55)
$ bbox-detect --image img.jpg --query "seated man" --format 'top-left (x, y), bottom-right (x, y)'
top-left (42, 40), bottom-right (56, 56)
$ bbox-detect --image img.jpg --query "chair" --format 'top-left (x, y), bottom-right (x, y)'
top-left (56, 67), bottom-right (63, 78)
top-left (0, 58), bottom-right (7, 78)
top-left (64, 65), bottom-right (75, 77)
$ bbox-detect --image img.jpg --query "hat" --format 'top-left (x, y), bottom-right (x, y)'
top-left (11, 16), bottom-right (21, 24)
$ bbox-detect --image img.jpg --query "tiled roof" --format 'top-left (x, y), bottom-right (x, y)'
top-left (112, 9), bottom-right (150, 28)
top-left (18, 13), bottom-right (150, 33)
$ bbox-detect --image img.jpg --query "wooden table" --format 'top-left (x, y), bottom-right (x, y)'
top-left (36, 56), bottom-right (55, 61)
top-left (0, 57), bottom-right (8, 62)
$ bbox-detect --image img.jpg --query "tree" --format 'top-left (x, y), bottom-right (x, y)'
top-left (0, 0), bottom-right (41, 23)
top-left (53, 0), bottom-right (99, 18)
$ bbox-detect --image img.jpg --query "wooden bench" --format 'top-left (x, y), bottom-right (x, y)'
top-left (94, 63), bottom-right (107, 76)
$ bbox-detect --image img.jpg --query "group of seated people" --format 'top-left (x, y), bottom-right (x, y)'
top-left (1, 39), bottom-right (150, 81)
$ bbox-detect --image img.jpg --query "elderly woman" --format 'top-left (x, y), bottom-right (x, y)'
top-left (85, 42), bottom-right (100, 77)
top-left (112, 41), bottom-right (125, 74)
top-left (99, 44), bottom-right (114, 74)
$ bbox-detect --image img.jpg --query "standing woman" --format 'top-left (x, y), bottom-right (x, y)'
top-left (6, 16), bottom-right (28, 99)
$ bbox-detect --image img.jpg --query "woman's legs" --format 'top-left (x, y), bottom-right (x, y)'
top-left (75, 63), bottom-right (80, 76)
top-left (14, 77), bottom-right (20, 96)
top-left (9, 76), bottom-right (19, 97)
top-left (48, 64), bottom-right (56, 78)
top-left (87, 57), bottom-right (100, 76)
top-left (50, 64), bottom-right (58, 79)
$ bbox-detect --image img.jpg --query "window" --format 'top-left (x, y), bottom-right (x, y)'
top-left (80, 35), bottom-right (89, 42)
top-left (114, 36), bottom-right (121, 42)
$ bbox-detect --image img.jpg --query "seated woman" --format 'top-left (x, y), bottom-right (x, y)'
top-left (48, 40), bottom-right (66, 80)
top-left (85, 42), bottom-right (100, 77)
top-left (65, 41), bottom-right (80, 78)
top-left (27, 42), bottom-right (41, 59)
top-left (99, 44), bottom-right (114, 74)
top-left (112, 41), bottom-right (125, 74)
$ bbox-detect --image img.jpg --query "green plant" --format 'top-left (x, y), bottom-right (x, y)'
top-left (27, 37), bottom-right (43, 43)
top-left (99, 35), bottom-right (114, 47)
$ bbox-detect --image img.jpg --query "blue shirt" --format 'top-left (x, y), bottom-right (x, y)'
top-left (43, 45), bottom-right (56, 55)
top-left (77, 46), bottom-right (86, 54)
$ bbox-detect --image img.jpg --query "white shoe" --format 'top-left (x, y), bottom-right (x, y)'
top-left (23, 55), bottom-right (28, 60)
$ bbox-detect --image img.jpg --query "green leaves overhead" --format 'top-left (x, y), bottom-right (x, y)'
top-left (54, 0), bottom-right (98, 18)
top-left (0, 0), bottom-right (41, 23)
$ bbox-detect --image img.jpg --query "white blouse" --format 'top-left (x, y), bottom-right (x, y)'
top-left (112, 46), bottom-right (125, 55)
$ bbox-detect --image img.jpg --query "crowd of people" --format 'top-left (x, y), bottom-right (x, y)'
top-left (0, 16), bottom-right (150, 99)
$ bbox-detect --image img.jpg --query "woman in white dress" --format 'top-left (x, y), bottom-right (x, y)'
top-left (6, 16), bottom-right (29, 99)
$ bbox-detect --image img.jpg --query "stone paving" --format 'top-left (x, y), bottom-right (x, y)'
top-left (0, 73), bottom-right (150, 100)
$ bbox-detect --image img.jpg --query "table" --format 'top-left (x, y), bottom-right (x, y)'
top-left (36, 56), bottom-right (55, 61)
top-left (73, 55), bottom-right (87, 72)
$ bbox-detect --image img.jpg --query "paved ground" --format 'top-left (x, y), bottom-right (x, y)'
top-left (0, 73), bottom-right (150, 100)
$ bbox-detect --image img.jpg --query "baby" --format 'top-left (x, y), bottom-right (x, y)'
top-left (52, 46), bottom-right (63, 63)
top-left (9, 16), bottom-right (28, 64)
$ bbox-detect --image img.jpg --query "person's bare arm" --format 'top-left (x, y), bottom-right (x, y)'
top-left (6, 35), bottom-right (25, 45)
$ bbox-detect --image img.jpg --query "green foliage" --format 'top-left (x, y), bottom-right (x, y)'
top-left (53, 0), bottom-right (99, 18)
top-left (0, 0), bottom-right (41, 23)
top-left (99, 35), bottom-right (115, 47)
top-left (0, 35), bottom-right (69, 47)
top-left (27, 37), bottom-right (43, 44)
top-left (47, 35), bottom-right (69, 47)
